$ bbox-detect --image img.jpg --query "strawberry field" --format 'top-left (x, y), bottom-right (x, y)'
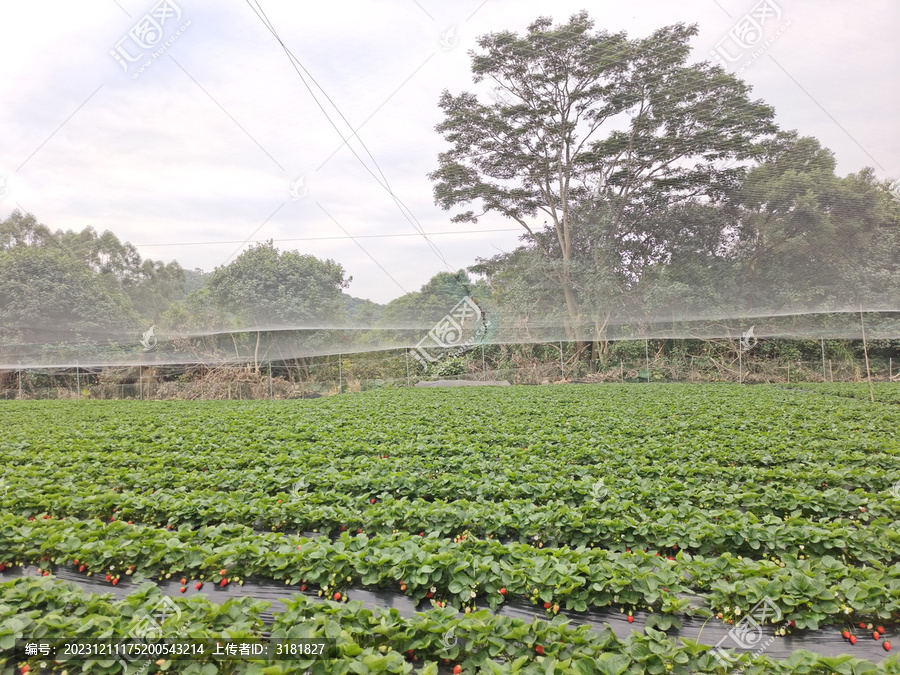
top-left (2, 384), bottom-right (900, 674)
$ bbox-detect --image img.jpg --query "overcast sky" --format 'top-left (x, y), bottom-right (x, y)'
top-left (1, 0), bottom-right (897, 305)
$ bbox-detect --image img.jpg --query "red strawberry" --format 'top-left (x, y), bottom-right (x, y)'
top-left (843, 630), bottom-right (850, 639)
top-left (179, 586), bottom-right (186, 593)
top-left (42, 571), bottom-right (49, 577)
top-left (874, 631), bottom-right (881, 640)
top-left (499, 588), bottom-right (506, 595)
top-left (79, 565), bottom-right (86, 573)
top-left (112, 578), bottom-right (118, 585)
top-left (885, 641), bottom-right (892, 651)
top-left (28, 517), bottom-right (34, 521)
top-left (426, 591), bottom-right (434, 598)
top-left (860, 622), bottom-right (867, 629)
top-left (357, 528), bottom-right (363, 533)
top-left (789, 620), bottom-right (795, 627)
top-left (195, 582), bottom-right (203, 590)
top-left (334, 592), bottom-right (341, 600)
top-left (20, 665), bottom-right (31, 673)
top-left (543, 602), bottom-right (552, 609)
top-left (535, 645), bottom-right (545, 655)
top-left (110, 516), bottom-right (115, 521)
top-left (878, 626), bottom-right (885, 634)
top-left (105, 574), bottom-right (112, 582)
top-left (180, 578), bottom-right (186, 585)
top-left (220, 578), bottom-right (228, 587)
top-left (850, 635), bottom-right (857, 645)
top-left (453, 666), bottom-right (462, 674)
top-left (340, 525), bottom-right (346, 531)
top-left (301, 585), bottom-right (307, 591)
top-left (220, 569), bottom-right (227, 576)
top-left (627, 615), bottom-right (634, 623)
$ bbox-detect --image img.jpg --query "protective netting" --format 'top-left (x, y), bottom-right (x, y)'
top-left (1, 4), bottom-right (898, 368)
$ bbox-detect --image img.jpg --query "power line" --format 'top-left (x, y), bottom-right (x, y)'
top-left (133, 227), bottom-right (522, 248)
top-left (220, 202), bottom-right (285, 266)
top-left (243, 0), bottom-right (472, 292)
top-left (317, 202), bottom-right (408, 294)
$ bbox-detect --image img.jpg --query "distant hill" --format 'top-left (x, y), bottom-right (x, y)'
top-left (344, 294), bottom-right (384, 323)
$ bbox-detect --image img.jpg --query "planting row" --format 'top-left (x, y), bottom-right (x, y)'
top-left (4, 489), bottom-right (898, 565)
top-left (3, 454), bottom-right (895, 520)
top-left (2, 576), bottom-right (897, 674)
top-left (2, 514), bottom-right (900, 630)
top-left (789, 383), bottom-right (900, 406)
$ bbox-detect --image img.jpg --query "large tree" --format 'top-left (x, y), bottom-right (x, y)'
top-left (0, 246), bottom-right (140, 365)
top-left (204, 241), bottom-right (350, 369)
top-left (0, 210), bottom-right (187, 323)
top-left (729, 133), bottom-right (888, 312)
top-left (429, 12), bottom-right (777, 348)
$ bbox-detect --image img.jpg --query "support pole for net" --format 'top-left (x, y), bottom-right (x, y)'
top-left (338, 354), bottom-right (343, 394)
top-left (821, 339), bottom-right (827, 383)
top-left (738, 340), bottom-right (743, 385)
top-left (860, 308), bottom-right (875, 403)
top-left (268, 361), bottom-right (273, 399)
top-left (405, 348), bottom-right (410, 387)
top-left (482, 345), bottom-right (486, 381)
top-left (76, 363), bottom-right (81, 397)
top-left (139, 365), bottom-right (143, 400)
top-left (559, 341), bottom-right (564, 381)
top-left (645, 339), bottom-right (650, 383)
top-left (18, 364), bottom-right (22, 399)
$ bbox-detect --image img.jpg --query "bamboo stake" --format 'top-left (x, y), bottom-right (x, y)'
top-left (821, 339), bottom-right (826, 382)
top-left (860, 308), bottom-right (875, 403)
top-left (645, 339), bottom-right (650, 383)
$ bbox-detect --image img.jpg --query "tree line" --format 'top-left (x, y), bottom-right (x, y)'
top-left (1, 11), bottom-right (898, 369)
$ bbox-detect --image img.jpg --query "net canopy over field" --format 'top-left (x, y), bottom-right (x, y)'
top-left (1, 2), bottom-right (898, 368)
